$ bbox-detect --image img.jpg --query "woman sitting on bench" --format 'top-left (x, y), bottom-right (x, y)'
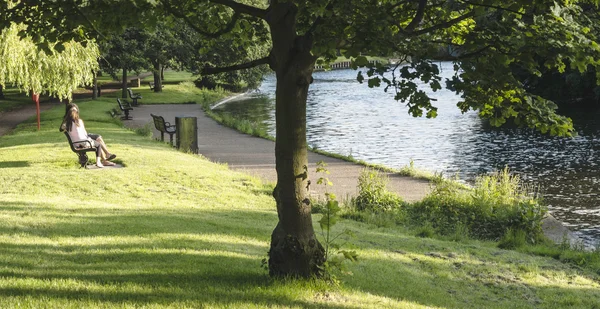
top-left (62, 103), bottom-right (117, 168)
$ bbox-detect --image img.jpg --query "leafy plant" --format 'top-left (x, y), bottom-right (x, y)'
top-left (407, 167), bottom-right (546, 242)
top-left (354, 168), bottom-right (403, 213)
top-left (315, 161), bottom-right (358, 283)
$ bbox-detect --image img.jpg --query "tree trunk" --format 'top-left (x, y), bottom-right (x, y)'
top-left (153, 62), bottom-right (163, 92)
top-left (92, 72), bottom-right (98, 99)
top-left (161, 66), bottom-right (165, 81)
top-left (121, 69), bottom-right (128, 98)
top-left (0, 84), bottom-right (4, 99)
top-left (267, 2), bottom-right (325, 278)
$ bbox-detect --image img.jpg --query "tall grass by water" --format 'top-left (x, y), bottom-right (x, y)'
top-left (0, 87), bottom-right (599, 308)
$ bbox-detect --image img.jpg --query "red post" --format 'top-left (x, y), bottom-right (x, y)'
top-left (31, 93), bottom-right (40, 130)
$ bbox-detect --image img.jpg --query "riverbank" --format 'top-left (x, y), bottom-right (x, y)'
top-left (202, 92), bottom-right (586, 249)
top-left (214, 65), bottom-right (600, 246)
top-left (0, 91), bottom-right (599, 308)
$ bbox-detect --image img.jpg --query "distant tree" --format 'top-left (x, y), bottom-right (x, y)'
top-left (141, 21), bottom-right (183, 92)
top-left (100, 28), bottom-right (149, 98)
top-left (0, 22), bottom-right (99, 100)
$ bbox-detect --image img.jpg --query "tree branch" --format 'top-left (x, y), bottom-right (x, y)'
top-left (202, 56), bottom-right (271, 75)
top-left (404, 0), bottom-right (428, 31)
top-left (305, 0), bottom-right (337, 37)
top-left (208, 0), bottom-right (267, 19)
top-left (73, 5), bottom-right (108, 40)
top-left (408, 11), bottom-right (474, 36)
top-left (164, 0), bottom-right (242, 39)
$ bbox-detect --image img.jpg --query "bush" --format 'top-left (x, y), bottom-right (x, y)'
top-left (407, 168), bottom-right (546, 242)
top-left (354, 168), bottom-right (403, 213)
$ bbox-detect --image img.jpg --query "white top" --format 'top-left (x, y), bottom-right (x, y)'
top-left (68, 119), bottom-right (88, 142)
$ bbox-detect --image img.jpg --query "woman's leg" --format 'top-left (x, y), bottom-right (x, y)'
top-left (95, 146), bottom-right (103, 167)
top-left (95, 136), bottom-right (115, 159)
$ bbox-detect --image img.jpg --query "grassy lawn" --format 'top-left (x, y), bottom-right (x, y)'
top-left (141, 71), bottom-right (196, 85)
top-left (0, 87), bottom-right (38, 113)
top-left (0, 87), bottom-right (599, 308)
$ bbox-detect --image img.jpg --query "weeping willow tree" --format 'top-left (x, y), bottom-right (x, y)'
top-left (0, 23), bottom-right (99, 128)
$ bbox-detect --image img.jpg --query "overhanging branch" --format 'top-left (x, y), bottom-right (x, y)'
top-left (404, 0), bottom-right (428, 31)
top-left (409, 11), bottom-right (474, 36)
top-left (202, 56), bottom-right (271, 75)
top-left (208, 0), bottom-right (267, 19)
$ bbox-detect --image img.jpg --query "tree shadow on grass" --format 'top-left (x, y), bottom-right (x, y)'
top-left (4, 201), bottom-right (598, 308)
top-left (0, 161), bottom-right (29, 168)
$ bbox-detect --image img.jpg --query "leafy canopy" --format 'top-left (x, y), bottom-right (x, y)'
top-left (3, 0), bottom-right (600, 135)
top-left (0, 22), bottom-right (99, 99)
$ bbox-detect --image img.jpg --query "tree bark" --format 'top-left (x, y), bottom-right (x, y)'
top-left (153, 62), bottom-right (163, 92)
top-left (0, 84), bottom-right (4, 99)
top-left (161, 66), bottom-right (165, 81)
top-left (121, 69), bottom-right (128, 98)
top-left (267, 2), bottom-right (325, 278)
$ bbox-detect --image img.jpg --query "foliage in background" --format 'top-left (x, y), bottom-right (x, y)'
top-left (0, 23), bottom-right (99, 99)
top-left (100, 27), bottom-right (150, 98)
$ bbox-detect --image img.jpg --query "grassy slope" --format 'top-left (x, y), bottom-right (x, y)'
top-left (0, 89), bottom-right (599, 308)
top-left (0, 87), bottom-right (38, 113)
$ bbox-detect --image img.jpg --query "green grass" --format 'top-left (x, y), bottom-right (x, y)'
top-left (0, 87), bottom-right (39, 113)
top-left (106, 81), bottom-right (228, 106)
top-left (0, 90), bottom-right (599, 308)
top-left (141, 70), bottom-right (196, 85)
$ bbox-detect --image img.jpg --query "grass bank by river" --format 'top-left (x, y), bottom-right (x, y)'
top-left (0, 85), bottom-right (599, 308)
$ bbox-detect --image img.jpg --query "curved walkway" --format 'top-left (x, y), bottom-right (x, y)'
top-left (125, 103), bottom-right (432, 202)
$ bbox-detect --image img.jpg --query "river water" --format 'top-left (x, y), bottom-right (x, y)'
top-left (214, 61), bottom-right (600, 245)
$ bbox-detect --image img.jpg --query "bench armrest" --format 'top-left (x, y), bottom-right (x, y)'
top-left (73, 139), bottom-right (95, 149)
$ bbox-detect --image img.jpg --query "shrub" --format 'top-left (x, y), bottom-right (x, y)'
top-left (354, 168), bottom-right (403, 213)
top-left (498, 228), bottom-right (527, 249)
top-left (407, 167), bottom-right (546, 242)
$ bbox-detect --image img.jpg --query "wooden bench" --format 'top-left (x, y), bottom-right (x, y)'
top-left (117, 98), bottom-right (133, 120)
top-left (149, 81), bottom-right (155, 91)
top-left (63, 132), bottom-right (97, 168)
top-left (127, 88), bottom-right (142, 106)
top-left (151, 113), bottom-right (176, 146)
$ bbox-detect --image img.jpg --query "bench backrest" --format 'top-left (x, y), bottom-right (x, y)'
top-left (127, 88), bottom-right (136, 98)
top-left (150, 114), bottom-right (167, 132)
top-left (64, 131), bottom-right (95, 153)
top-left (117, 98), bottom-right (129, 110)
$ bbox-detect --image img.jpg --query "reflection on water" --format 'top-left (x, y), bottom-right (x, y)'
top-left (214, 62), bottom-right (600, 244)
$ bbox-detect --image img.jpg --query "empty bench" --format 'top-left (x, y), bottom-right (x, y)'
top-left (127, 88), bottom-right (142, 106)
top-left (63, 131), bottom-right (97, 168)
top-left (149, 81), bottom-right (155, 91)
top-left (151, 114), bottom-right (176, 146)
top-left (117, 98), bottom-right (133, 120)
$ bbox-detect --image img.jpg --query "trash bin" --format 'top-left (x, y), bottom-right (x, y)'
top-left (176, 116), bottom-right (198, 154)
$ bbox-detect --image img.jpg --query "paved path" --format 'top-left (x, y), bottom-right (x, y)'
top-left (125, 103), bottom-right (432, 202)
